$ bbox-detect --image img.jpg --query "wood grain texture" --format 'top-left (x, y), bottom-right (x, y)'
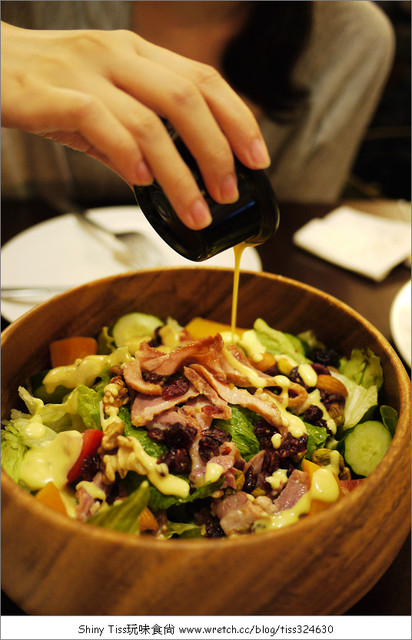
top-left (1, 268), bottom-right (410, 615)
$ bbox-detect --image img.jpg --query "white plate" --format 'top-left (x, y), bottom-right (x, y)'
top-left (390, 280), bottom-right (411, 368)
top-left (1, 205), bottom-right (261, 323)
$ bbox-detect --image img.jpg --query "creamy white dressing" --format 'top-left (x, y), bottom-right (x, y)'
top-left (76, 480), bottom-right (107, 502)
top-left (271, 374), bottom-right (291, 406)
top-left (265, 468), bottom-right (288, 490)
top-left (276, 355), bottom-right (296, 376)
top-left (43, 347), bottom-right (132, 393)
top-left (112, 436), bottom-right (190, 498)
top-left (222, 347), bottom-right (271, 388)
top-left (306, 388), bottom-right (337, 435)
top-left (298, 363), bottom-right (318, 387)
top-left (23, 419), bottom-right (46, 440)
top-left (20, 430), bottom-right (83, 491)
top-left (238, 330), bottom-right (266, 362)
top-left (205, 461), bottom-right (224, 483)
top-left (253, 466), bottom-right (340, 532)
top-left (259, 389), bottom-right (307, 438)
top-left (271, 432), bottom-right (282, 449)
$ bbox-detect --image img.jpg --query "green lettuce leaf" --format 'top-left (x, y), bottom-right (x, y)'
top-left (253, 318), bottom-right (309, 364)
top-left (76, 385), bottom-right (102, 429)
top-left (339, 348), bottom-right (383, 390)
top-left (166, 521), bottom-right (203, 539)
top-left (304, 423), bottom-right (328, 459)
top-left (1, 423), bottom-right (28, 483)
top-left (88, 481), bottom-right (150, 534)
top-left (121, 407), bottom-right (167, 458)
top-left (147, 478), bottom-right (223, 511)
top-left (214, 405), bottom-right (260, 461)
top-left (379, 405), bottom-right (398, 436)
top-left (332, 372), bottom-right (378, 430)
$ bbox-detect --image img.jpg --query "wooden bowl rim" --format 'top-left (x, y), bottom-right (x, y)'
top-left (2, 267), bottom-right (411, 551)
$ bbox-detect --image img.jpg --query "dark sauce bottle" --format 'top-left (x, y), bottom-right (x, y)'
top-left (134, 129), bottom-right (280, 261)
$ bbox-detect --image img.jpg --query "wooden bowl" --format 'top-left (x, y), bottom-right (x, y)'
top-left (2, 268), bottom-right (410, 615)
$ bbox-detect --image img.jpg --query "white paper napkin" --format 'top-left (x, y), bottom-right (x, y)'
top-left (293, 206), bottom-right (411, 281)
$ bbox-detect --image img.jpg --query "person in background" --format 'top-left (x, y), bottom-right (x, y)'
top-left (1, 1), bottom-right (394, 229)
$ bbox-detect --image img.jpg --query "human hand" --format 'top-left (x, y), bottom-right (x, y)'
top-left (1, 21), bottom-right (270, 229)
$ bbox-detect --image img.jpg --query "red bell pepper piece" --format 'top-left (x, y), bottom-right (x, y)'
top-left (67, 429), bottom-right (103, 483)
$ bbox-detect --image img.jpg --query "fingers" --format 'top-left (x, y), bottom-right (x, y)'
top-left (133, 37), bottom-right (271, 170)
top-left (2, 26), bottom-right (270, 230)
top-left (111, 55), bottom-right (239, 206)
top-left (86, 77), bottom-right (213, 228)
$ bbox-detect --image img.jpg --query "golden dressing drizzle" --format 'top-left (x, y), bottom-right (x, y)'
top-left (231, 243), bottom-right (245, 340)
top-left (231, 242), bottom-right (257, 341)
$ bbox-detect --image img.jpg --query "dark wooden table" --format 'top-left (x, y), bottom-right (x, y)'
top-left (1, 197), bottom-right (410, 616)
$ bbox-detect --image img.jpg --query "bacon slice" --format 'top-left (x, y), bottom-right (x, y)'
top-left (272, 469), bottom-right (309, 512)
top-left (183, 366), bottom-right (232, 420)
top-left (136, 336), bottom-right (217, 376)
top-left (212, 491), bottom-right (269, 535)
top-left (188, 363), bottom-right (286, 434)
top-left (131, 386), bottom-right (198, 426)
top-left (123, 358), bottom-right (162, 395)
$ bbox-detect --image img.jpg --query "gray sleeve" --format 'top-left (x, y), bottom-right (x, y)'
top-left (261, 0), bottom-right (395, 204)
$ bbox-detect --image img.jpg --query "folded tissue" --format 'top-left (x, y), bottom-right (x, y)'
top-left (293, 206), bottom-right (411, 281)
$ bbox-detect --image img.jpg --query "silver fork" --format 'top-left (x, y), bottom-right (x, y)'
top-left (72, 211), bottom-right (165, 269)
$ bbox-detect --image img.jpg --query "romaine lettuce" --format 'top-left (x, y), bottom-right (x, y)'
top-left (88, 481), bottom-right (150, 534)
top-left (214, 405), bottom-right (260, 461)
top-left (253, 318), bottom-right (309, 364)
top-left (304, 423), bottom-right (329, 459)
top-left (339, 348), bottom-right (383, 390)
top-left (332, 372), bottom-right (378, 430)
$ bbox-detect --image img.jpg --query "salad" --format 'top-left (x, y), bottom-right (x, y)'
top-left (1, 312), bottom-right (397, 539)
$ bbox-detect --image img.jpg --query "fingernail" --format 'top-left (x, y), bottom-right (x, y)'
top-left (249, 138), bottom-right (270, 168)
top-left (135, 160), bottom-right (153, 184)
top-left (188, 198), bottom-right (212, 230)
top-left (220, 173), bottom-right (239, 202)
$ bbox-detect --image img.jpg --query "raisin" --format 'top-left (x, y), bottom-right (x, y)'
top-left (198, 436), bottom-right (220, 462)
top-left (303, 405), bottom-right (324, 424)
top-left (243, 466), bottom-right (258, 493)
top-left (163, 423), bottom-right (197, 449)
top-left (311, 347), bottom-right (341, 368)
top-left (162, 375), bottom-right (190, 399)
top-left (158, 448), bottom-right (191, 475)
top-left (81, 454), bottom-right (100, 481)
top-left (194, 508), bottom-right (225, 538)
top-left (289, 366), bottom-right (306, 387)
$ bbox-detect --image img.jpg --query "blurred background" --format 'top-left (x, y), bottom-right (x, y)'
top-left (344, 1), bottom-right (411, 202)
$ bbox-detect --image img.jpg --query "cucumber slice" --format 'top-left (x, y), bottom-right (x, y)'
top-left (112, 312), bottom-right (163, 352)
top-left (340, 420), bottom-right (392, 477)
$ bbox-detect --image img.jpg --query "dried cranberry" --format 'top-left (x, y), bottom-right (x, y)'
top-left (278, 432), bottom-right (308, 458)
top-left (303, 405), bottom-right (324, 424)
top-left (254, 419), bottom-right (277, 450)
top-left (80, 454), bottom-right (100, 481)
top-left (198, 436), bottom-right (220, 462)
top-left (310, 363), bottom-right (331, 376)
top-left (323, 393), bottom-right (345, 408)
top-left (194, 508), bottom-right (225, 538)
top-left (289, 366), bottom-right (307, 388)
top-left (264, 363), bottom-right (280, 376)
top-left (262, 448), bottom-right (280, 475)
top-left (158, 448), bottom-right (191, 475)
top-left (162, 375), bottom-right (190, 399)
top-left (163, 423), bottom-right (197, 449)
top-left (311, 347), bottom-right (341, 368)
top-left (143, 371), bottom-right (164, 384)
top-left (243, 466), bottom-right (258, 493)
